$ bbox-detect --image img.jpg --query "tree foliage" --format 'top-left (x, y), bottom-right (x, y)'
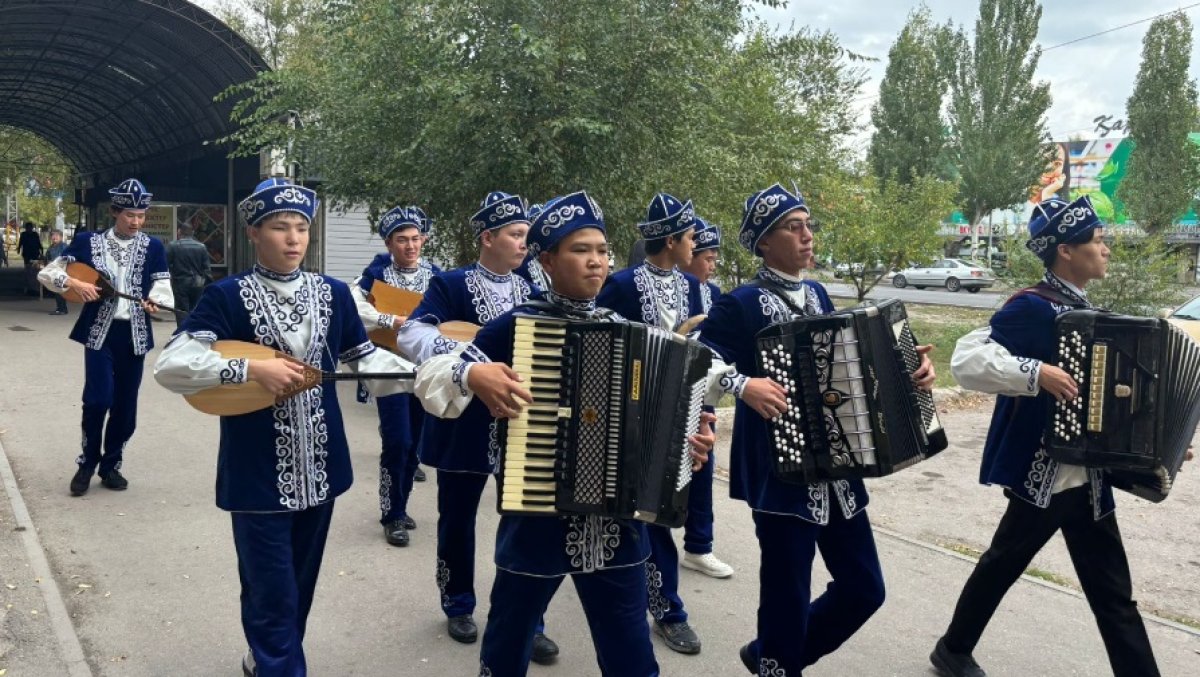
top-left (220, 0), bottom-right (866, 269)
top-left (1120, 11), bottom-right (1200, 235)
top-left (868, 4), bottom-right (949, 185)
top-left (0, 126), bottom-right (75, 227)
top-left (212, 0), bottom-right (316, 69)
top-left (808, 170), bottom-right (959, 301)
top-left (940, 0), bottom-right (1052, 226)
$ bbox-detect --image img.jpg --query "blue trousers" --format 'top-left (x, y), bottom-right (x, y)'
top-left (645, 524), bottom-right (687, 625)
top-left (79, 320), bottom-right (144, 476)
top-left (231, 501), bottom-right (335, 677)
top-left (743, 508), bottom-right (885, 676)
top-left (683, 451), bottom-right (715, 555)
top-left (377, 393), bottom-right (422, 524)
top-left (435, 470), bottom-right (490, 617)
top-left (480, 566), bottom-right (658, 677)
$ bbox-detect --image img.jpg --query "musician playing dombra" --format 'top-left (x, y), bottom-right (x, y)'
top-left (38, 178), bottom-right (174, 497)
top-left (153, 178), bottom-right (415, 677)
top-left (695, 183), bottom-right (936, 677)
top-left (349, 204), bottom-right (441, 548)
top-left (932, 195), bottom-right (1190, 677)
top-left (413, 191), bottom-right (716, 677)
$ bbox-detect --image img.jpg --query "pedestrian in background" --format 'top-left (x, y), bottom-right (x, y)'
top-left (18, 221), bottom-right (43, 295)
top-left (44, 229), bottom-right (68, 315)
top-left (166, 223), bottom-right (212, 325)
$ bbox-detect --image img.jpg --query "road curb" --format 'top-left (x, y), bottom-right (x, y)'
top-left (0, 435), bottom-right (93, 677)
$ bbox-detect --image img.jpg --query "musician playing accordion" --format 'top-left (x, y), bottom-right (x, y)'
top-left (932, 196), bottom-right (1165, 677)
top-left (414, 191), bottom-right (716, 677)
top-left (696, 183), bottom-right (936, 677)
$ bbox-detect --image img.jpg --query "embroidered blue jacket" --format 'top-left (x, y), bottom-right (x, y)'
top-left (698, 279), bottom-right (870, 524)
top-left (465, 292), bottom-right (650, 576)
top-left (179, 271), bottom-right (376, 512)
top-left (355, 256), bottom-right (441, 298)
top-left (596, 263), bottom-right (703, 330)
top-left (980, 290), bottom-right (1115, 518)
top-left (697, 280), bottom-right (721, 314)
top-left (63, 230), bottom-right (170, 355)
top-left (410, 263), bottom-right (532, 473)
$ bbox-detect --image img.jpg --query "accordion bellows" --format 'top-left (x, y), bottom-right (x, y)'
top-left (754, 299), bottom-right (948, 484)
top-left (1048, 310), bottom-right (1200, 502)
top-left (498, 315), bottom-right (712, 527)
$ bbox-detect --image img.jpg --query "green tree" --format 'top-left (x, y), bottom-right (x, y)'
top-left (1120, 11), bottom-right (1200, 235)
top-left (0, 126), bottom-right (75, 229)
top-left (808, 171), bottom-right (959, 301)
top-left (212, 0), bottom-right (316, 69)
top-left (221, 1), bottom-right (866, 268)
top-left (941, 0), bottom-right (1052, 247)
top-left (868, 4), bottom-right (949, 185)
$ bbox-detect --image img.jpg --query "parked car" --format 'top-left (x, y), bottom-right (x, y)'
top-left (1162, 295), bottom-right (1200, 342)
top-left (892, 258), bottom-right (995, 293)
top-left (833, 261), bottom-right (890, 279)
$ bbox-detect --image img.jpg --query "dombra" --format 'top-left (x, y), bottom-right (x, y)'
top-left (61, 262), bottom-right (183, 314)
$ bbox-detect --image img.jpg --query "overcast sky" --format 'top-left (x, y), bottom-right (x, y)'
top-left (757, 1), bottom-right (1200, 149)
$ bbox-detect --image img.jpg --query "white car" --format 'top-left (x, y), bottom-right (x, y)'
top-left (892, 258), bottom-right (995, 293)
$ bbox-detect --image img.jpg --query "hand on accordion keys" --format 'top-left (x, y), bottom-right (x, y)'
top-left (688, 411), bottom-right (718, 471)
top-left (467, 363), bottom-right (533, 418)
top-left (741, 377), bottom-right (789, 420)
top-left (911, 344), bottom-right (937, 392)
top-left (1037, 363), bottom-right (1079, 403)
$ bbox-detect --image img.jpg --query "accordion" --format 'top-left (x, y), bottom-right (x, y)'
top-left (498, 314), bottom-right (712, 527)
top-left (755, 299), bottom-right (947, 484)
top-left (1047, 310), bottom-right (1200, 502)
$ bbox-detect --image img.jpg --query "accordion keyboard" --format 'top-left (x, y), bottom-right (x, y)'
top-left (1053, 330), bottom-right (1087, 441)
top-left (758, 342), bottom-right (807, 470)
top-left (503, 319), bottom-right (571, 514)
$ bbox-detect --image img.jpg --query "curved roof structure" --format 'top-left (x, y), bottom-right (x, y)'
top-left (0, 0), bottom-right (268, 175)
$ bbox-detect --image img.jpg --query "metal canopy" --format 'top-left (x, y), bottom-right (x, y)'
top-left (0, 0), bottom-right (268, 176)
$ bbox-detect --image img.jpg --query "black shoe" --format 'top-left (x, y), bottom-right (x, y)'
top-left (655, 621), bottom-right (701, 655)
top-left (69, 467), bottom-right (92, 496)
top-left (99, 470), bottom-right (128, 491)
top-left (738, 643), bottom-right (755, 674)
top-left (447, 614), bottom-right (478, 644)
top-left (530, 632), bottom-right (560, 665)
top-left (242, 650), bottom-right (256, 676)
top-left (413, 466), bottom-right (426, 482)
top-left (401, 514), bottom-right (417, 530)
top-left (931, 637), bottom-right (986, 677)
top-left (383, 520), bottom-right (410, 547)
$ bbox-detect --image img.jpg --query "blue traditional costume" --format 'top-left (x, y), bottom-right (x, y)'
top-left (595, 193), bottom-right (703, 644)
top-left (691, 217), bottom-right (723, 314)
top-left (395, 191), bottom-right (533, 625)
top-left (350, 206), bottom-right (441, 541)
top-left (697, 184), bottom-right (884, 677)
top-left (415, 191), bottom-right (658, 677)
top-left (936, 196), bottom-right (1157, 677)
top-left (39, 178), bottom-right (173, 491)
top-left (514, 203), bottom-right (553, 293)
top-left (154, 179), bottom-right (415, 677)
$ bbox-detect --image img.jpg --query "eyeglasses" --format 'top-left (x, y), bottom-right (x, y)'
top-left (773, 220), bottom-right (820, 234)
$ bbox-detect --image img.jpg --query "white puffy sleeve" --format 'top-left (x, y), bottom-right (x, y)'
top-left (153, 333), bottom-right (248, 395)
top-left (351, 280), bottom-right (395, 332)
top-left (38, 256), bottom-right (70, 293)
top-left (414, 343), bottom-right (490, 419)
top-left (346, 347), bottom-right (415, 397)
top-left (950, 326), bottom-right (1042, 397)
top-left (149, 278), bottom-right (175, 309)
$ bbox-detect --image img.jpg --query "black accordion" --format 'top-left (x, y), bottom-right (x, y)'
top-left (498, 314), bottom-right (712, 527)
top-left (1047, 310), bottom-right (1200, 502)
top-left (754, 299), bottom-right (948, 484)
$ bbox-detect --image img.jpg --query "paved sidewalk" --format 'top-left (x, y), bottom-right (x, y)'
top-left (0, 296), bottom-right (1197, 676)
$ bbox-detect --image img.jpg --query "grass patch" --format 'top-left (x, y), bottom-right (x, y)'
top-left (939, 541), bottom-right (983, 560)
top-left (939, 540), bottom-right (1085, 591)
top-left (1024, 567), bottom-right (1076, 589)
top-left (1154, 611), bottom-right (1200, 631)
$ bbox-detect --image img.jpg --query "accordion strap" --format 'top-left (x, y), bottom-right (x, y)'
top-left (751, 279), bottom-right (812, 317)
top-left (518, 299), bottom-right (621, 321)
top-left (1007, 283), bottom-right (1090, 309)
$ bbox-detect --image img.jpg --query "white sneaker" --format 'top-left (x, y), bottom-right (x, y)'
top-left (242, 650), bottom-right (256, 677)
top-left (681, 552), bottom-right (734, 578)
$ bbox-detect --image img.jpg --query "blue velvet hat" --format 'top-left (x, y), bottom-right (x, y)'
top-left (238, 178), bottom-right (319, 227)
top-left (527, 191), bottom-right (606, 256)
top-left (108, 178), bottom-right (152, 211)
top-left (470, 191), bottom-right (528, 239)
top-left (638, 193), bottom-right (695, 240)
top-left (378, 206), bottom-right (423, 240)
top-left (692, 216), bottom-right (722, 252)
top-left (739, 183), bottom-right (809, 256)
top-left (406, 205), bottom-right (431, 235)
top-left (1025, 195), bottom-right (1101, 263)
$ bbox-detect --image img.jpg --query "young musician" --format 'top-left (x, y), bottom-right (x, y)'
top-left (351, 205), bottom-right (440, 547)
top-left (38, 178), bottom-right (173, 496)
top-left (395, 192), bottom-right (558, 662)
top-left (154, 178), bottom-right (415, 677)
top-left (932, 196), bottom-right (1167, 677)
top-left (696, 183), bottom-right (935, 676)
top-left (595, 192), bottom-right (712, 654)
top-left (413, 191), bottom-right (716, 676)
top-left (673, 215), bottom-right (733, 580)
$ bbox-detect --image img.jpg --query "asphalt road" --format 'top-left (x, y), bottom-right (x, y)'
top-left (822, 281), bottom-right (1008, 310)
top-left (1, 295), bottom-right (1197, 676)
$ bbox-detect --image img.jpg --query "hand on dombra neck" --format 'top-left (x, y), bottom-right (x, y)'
top-left (467, 363), bottom-right (533, 419)
top-left (1038, 364), bottom-right (1079, 402)
top-left (741, 377), bottom-right (788, 421)
top-left (248, 358), bottom-right (306, 396)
